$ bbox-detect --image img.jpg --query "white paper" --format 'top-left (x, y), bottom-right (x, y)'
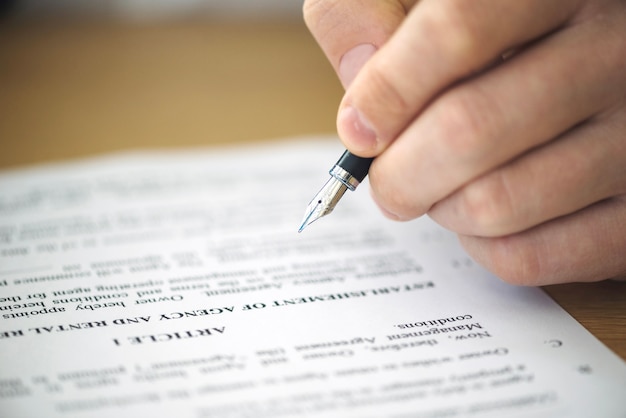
top-left (1, 138), bottom-right (625, 418)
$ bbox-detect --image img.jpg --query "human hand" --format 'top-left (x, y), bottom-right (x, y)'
top-left (304, 0), bottom-right (626, 285)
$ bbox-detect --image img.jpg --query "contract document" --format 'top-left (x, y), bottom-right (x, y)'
top-left (1, 138), bottom-right (625, 417)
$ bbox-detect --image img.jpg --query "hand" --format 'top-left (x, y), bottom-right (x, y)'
top-left (304, 0), bottom-right (626, 285)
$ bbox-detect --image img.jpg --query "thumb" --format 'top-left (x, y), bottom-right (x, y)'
top-left (303, 0), bottom-right (412, 88)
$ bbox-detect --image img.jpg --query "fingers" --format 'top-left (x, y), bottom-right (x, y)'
top-left (458, 195), bottom-right (626, 285)
top-left (306, 0), bottom-right (626, 287)
top-left (368, 2), bottom-right (626, 220)
top-left (337, 0), bottom-right (585, 156)
top-left (428, 104), bottom-right (626, 237)
top-left (303, 0), bottom-right (412, 88)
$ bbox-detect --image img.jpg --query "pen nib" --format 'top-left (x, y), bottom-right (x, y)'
top-left (298, 200), bottom-right (323, 233)
top-left (298, 177), bottom-right (348, 233)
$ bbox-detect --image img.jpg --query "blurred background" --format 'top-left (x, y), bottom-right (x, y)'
top-left (0, 0), bottom-right (343, 169)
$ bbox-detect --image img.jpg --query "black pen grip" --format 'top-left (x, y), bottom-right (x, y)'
top-left (335, 151), bottom-right (373, 182)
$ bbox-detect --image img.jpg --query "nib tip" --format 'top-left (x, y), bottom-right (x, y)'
top-left (298, 219), bottom-right (310, 233)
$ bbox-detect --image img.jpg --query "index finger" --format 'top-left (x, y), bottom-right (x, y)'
top-left (338, 0), bottom-right (586, 156)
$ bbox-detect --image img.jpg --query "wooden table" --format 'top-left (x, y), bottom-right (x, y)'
top-left (1, 18), bottom-right (624, 360)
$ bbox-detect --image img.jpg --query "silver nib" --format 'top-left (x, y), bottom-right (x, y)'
top-left (299, 151), bottom-right (371, 232)
top-left (298, 177), bottom-right (348, 232)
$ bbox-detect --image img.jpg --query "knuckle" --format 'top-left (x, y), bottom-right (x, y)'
top-left (302, 0), bottom-right (321, 19)
top-left (478, 236), bottom-right (544, 286)
top-left (434, 90), bottom-right (496, 157)
top-left (302, 0), bottom-right (316, 26)
top-left (302, 0), bottom-right (334, 32)
top-left (424, 0), bottom-right (484, 65)
top-left (357, 61), bottom-right (413, 134)
top-left (459, 172), bottom-right (518, 236)
top-left (494, 247), bottom-right (543, 286)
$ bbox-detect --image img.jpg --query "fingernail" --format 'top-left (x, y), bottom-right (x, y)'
top-left (338, 105), bottom-right (377, 152)
top-left (338, 43), bottom-right (377, 88)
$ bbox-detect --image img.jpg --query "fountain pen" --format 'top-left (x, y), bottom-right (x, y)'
top-left (298, 150), bottom-right (373, 232)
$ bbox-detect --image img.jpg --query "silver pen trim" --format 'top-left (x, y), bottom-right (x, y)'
top-left (329, 165), bottom-right (360, 191)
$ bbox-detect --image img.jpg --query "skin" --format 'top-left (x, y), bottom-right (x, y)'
top-left (303, 0), bottom-right (626, 285)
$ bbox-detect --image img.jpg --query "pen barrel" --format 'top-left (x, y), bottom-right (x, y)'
top-left (335, 151), bottom-right (373, 183)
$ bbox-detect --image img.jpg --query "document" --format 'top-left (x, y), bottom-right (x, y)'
top-left (1, 138), bottom-right (625, 418)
